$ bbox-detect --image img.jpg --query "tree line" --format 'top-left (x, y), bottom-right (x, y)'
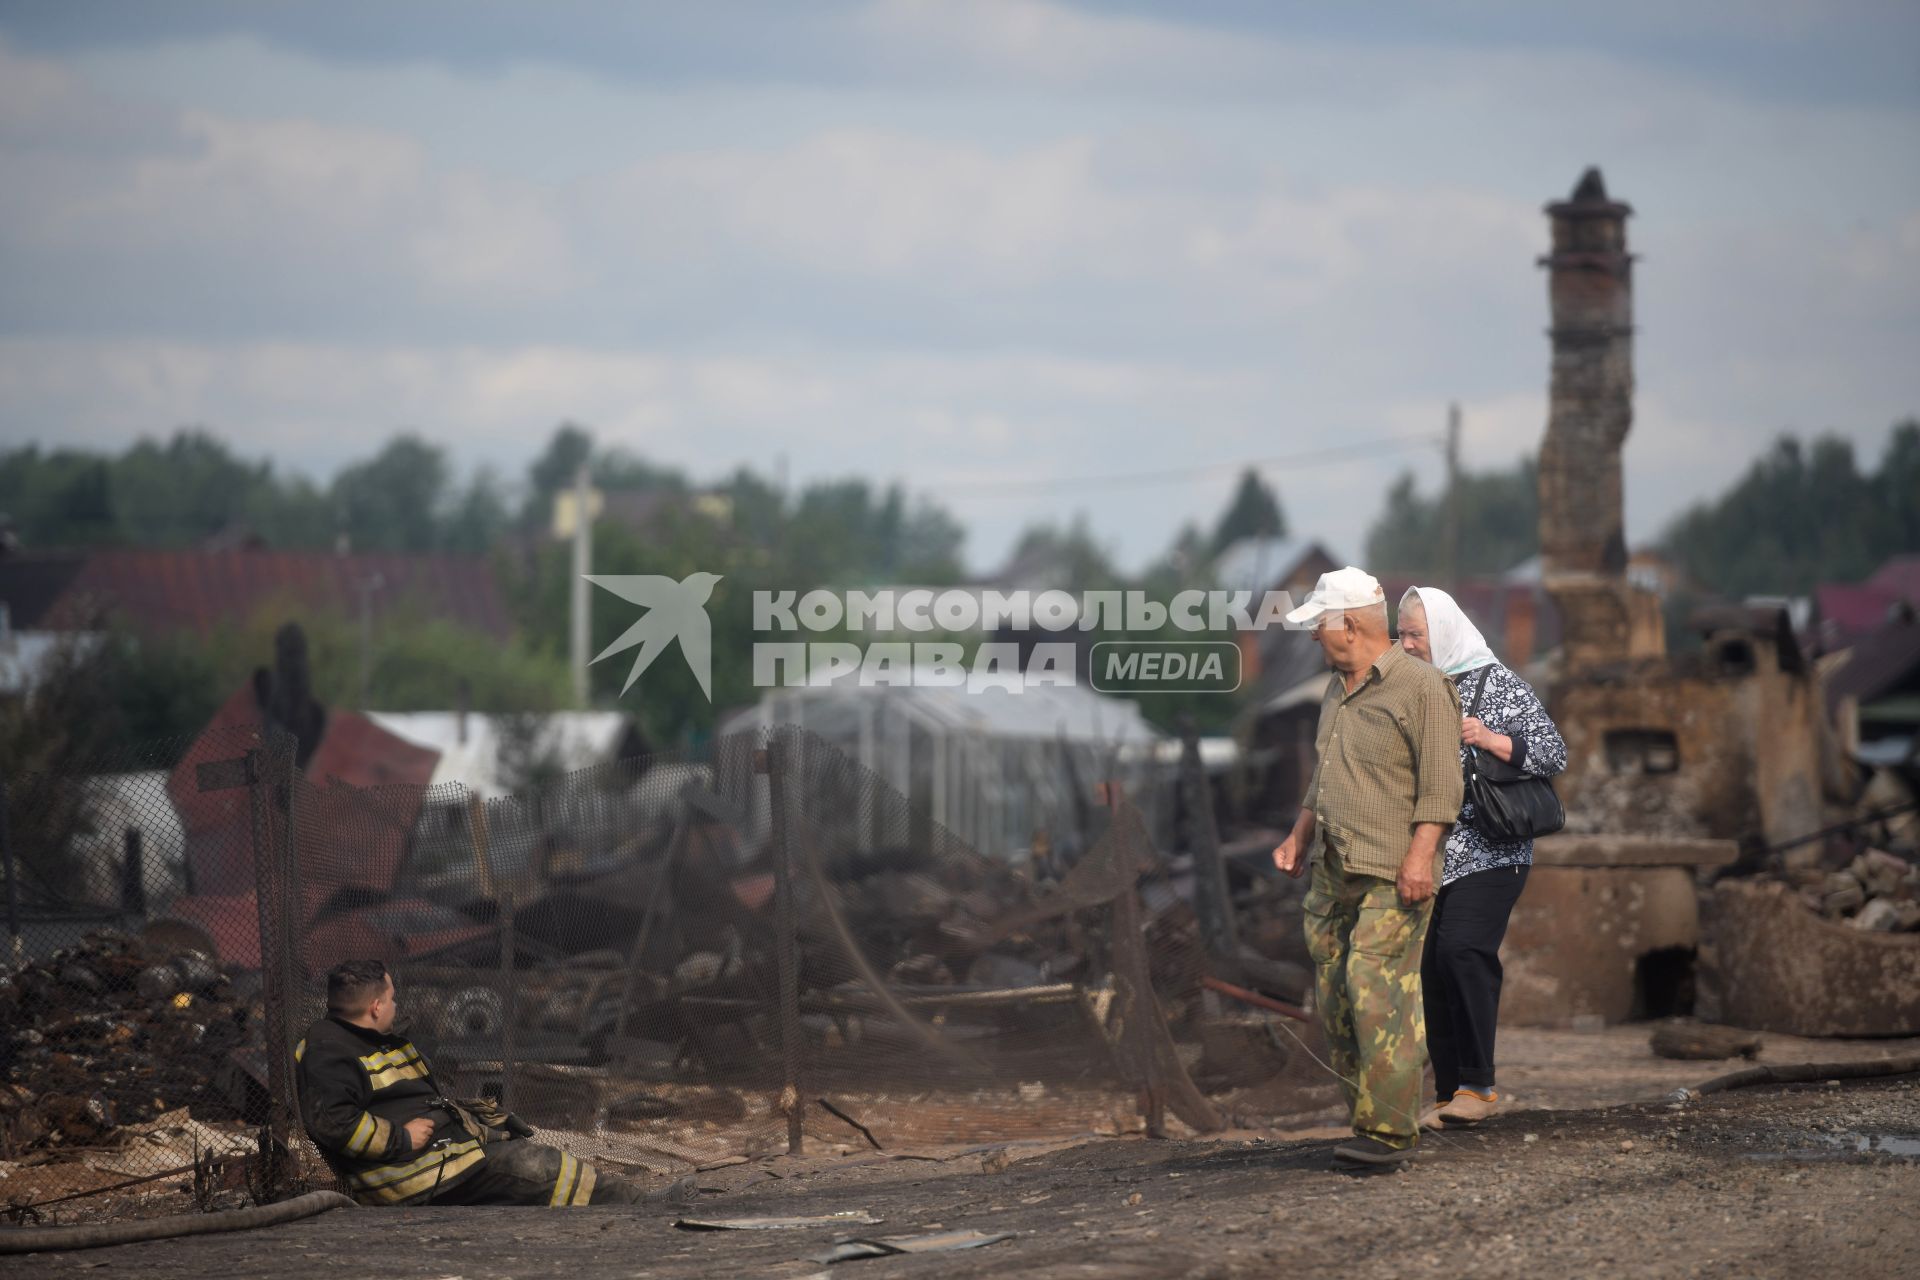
top-left (1366, 419), bottom-right (1919, 597)
top-left (4, 418), bottom-right (1912, 761)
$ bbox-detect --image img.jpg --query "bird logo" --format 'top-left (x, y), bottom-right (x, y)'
top-left (585, 572), bottom-right (723, 700)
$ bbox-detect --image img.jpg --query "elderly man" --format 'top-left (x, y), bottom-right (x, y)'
top-left (1273, 568), bottom-right (1464, 1168)
top-left (297, 959), bottom-right (685, 1206)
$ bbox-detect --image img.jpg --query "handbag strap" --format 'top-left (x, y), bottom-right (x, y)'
top-left (1461, 666), bottom-right (1494, 778)
top-left (1462, 665), bottom-right (1493, 720)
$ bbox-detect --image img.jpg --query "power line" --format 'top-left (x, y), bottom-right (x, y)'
top-left (936, 432), bottom-right (1445, 496)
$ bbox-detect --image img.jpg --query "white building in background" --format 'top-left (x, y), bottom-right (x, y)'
top-left (71, 771), bottom-right (189, 911)
top-left (732, 672), bottom-right (1166, 865)
top-left (0, 603), bottom-right (103, 700)
top-left (366, 710), bottom-right (645, 800)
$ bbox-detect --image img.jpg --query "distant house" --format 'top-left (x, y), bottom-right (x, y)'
top-left (1626, 548), bottom-right (1690, 599)
top-left (1824, 614), bottom-right (1920, 767)
top-left (0, 617), bottom-right (101, 699)
top-left (1376, 557), bottom-right (1562, 670)
top-left (34, 548), bottom-right (512, 640)
top-left (0, 552), bottom-right (97, 699)
top-left (1210, 536), bottom-right (1339, 600)
top-left (1816, 554), bottom-right (1920, 650)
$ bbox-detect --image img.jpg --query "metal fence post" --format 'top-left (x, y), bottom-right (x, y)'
top-left (0, 776), bottom-right (21, 966)
top-left (761, 729), bottom-right (804, 1155)
top-left (121, 828), bottom-right (147, 918)
top-left (248, 732), bottom-right (301, 1200)
top-left (499, 887), bottom-right (518, 1114)
top-left (1179, 720), bottom-right (1237, 962)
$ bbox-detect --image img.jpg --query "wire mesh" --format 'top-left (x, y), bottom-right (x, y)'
top-left (1, 725), bottom-right (274, 1220)
top-left (2, 719), bottom-right (1331, 1221)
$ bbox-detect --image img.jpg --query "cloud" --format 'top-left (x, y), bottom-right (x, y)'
top-left (0, 18), bottom-right (1915, 574)
top-left (0, 30), bottom-right (1551, 378)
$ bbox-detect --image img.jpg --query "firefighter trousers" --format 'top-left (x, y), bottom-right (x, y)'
top-left (425, 1138), bottom-right (643, 1206)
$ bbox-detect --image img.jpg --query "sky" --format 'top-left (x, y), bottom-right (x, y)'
top-left (0, 0), bottom-right (1915, 575)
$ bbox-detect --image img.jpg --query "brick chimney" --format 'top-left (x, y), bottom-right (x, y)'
top-left (1537, 167), bottom-right (1665, 670)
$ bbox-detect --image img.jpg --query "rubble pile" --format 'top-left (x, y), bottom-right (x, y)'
top-left (1779, 844), bottom-right (1920, 931)
top-left (0, 932), bottom-right (253, 1160)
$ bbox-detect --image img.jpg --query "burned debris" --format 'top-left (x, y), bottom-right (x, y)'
top-left (1, 931), bottom-right (254, 1161)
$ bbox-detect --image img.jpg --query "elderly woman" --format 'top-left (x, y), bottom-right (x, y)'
top-left (1398, 586), bottom-right (1565, 1127)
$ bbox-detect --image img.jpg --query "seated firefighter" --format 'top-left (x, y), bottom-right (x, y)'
top-left (297, 959), bottom-right (670, 1207)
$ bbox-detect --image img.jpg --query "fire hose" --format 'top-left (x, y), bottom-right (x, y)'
top-left (1667, 1052), bottom-right (1920, 1103)
top-left (0, 1189), bottom-right (354, 1255)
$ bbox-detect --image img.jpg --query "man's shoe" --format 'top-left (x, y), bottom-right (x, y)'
top-left (1332, 1137), bottom-right (1416, 1168)
top-left (1438, 1088), bottom-right (1498, 1125)
top-left (1418, 1102), bottom-right (1448, 1131)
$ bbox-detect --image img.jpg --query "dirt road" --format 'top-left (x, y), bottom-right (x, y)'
top-left (8, 1065), bottom-right (1918, 1279)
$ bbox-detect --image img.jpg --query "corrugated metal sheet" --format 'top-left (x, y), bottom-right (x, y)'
top-left (168, 682), bottom-right (442, 898)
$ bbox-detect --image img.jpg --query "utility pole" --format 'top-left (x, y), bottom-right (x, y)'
top-left (569, 463), bottom-right (593, 709)
top-left (1443, 402), bottom-right (1462, 593)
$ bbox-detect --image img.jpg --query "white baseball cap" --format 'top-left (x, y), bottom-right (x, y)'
top-left (1284, 566), bottom-right (1386, 627)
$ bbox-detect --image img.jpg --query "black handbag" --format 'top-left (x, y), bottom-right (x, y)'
top-left (1461, 666), bottom-right (1564, 842)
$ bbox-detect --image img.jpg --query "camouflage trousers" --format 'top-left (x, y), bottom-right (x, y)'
top-left (1302, 849), bottom-right (1435, 1149)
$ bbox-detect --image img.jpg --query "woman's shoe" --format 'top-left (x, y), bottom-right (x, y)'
top-left (1437, 1088), bottom-right (1498, 1125)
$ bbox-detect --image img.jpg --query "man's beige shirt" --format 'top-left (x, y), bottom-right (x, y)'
top-left (1304, 642), bottom-right (1464, 880)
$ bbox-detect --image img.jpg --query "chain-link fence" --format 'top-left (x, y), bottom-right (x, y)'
top-left (3, 722), bottom-right (1333, 1222)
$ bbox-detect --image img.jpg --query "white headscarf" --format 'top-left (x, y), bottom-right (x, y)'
top-left (1400, 585), bottom-right (1498, 677)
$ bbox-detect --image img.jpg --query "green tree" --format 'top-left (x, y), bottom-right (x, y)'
top-left (0, 448), bottom-right (119, 546)
top-left (1661, 423), bottom-right (1919, 598)
top-left (444, 468), bottom-right (512, 554)
top-left (1365, 456), bottom-right (1539, 578)
top-left (595, 446), bottom-right (688, 496)
top-left (1873, 420), bottom-right (1920, 553)
top-left (328, 434), bottom-right (452, 552)
top-left (786, 478), bottom-right (964, 584)
top-left (0, 431), bottom-right (336, 549)
top-left (521, 423), bottom-right (595, 527)
top-left (197, 599), bottom-right (571, 716)
top-left (110, 432), bottom-right (263, 545)
top-left (1002, 516), bottom-right (1123, 592)
top-left (1209, 467), bottom-right (1287, 558)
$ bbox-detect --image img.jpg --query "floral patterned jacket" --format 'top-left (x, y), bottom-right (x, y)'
top-left (1444, 661), bottom-right (1567, 887)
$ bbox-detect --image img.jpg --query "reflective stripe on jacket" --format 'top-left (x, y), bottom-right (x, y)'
top-left (295, 1016), bottom-right (482, 1205)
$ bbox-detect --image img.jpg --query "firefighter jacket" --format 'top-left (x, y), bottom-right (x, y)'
top-left (295, 1015), bottom-right (483, 1205)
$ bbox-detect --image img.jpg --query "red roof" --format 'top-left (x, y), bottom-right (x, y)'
top-left (1817, 582), bottom-right (1901, 643)
top-left (45, 548), bottom-right (512, 639)
top-left (1826, 616), bottom-right (1920, 714)
top-left (1869, 554), bottom-right (1920, 603)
